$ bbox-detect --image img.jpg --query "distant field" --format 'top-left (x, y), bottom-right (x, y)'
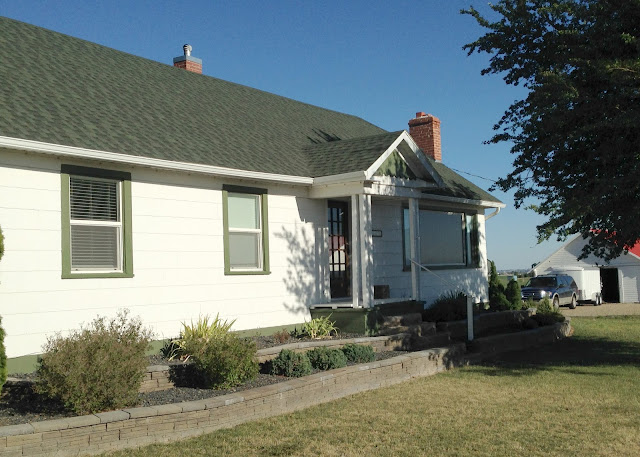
top-left (498, 275), bottom-right (530, 288)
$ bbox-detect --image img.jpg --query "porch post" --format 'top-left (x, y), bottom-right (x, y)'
top-left (409, 197), bottom-right (421, 300)
top-left (350, 195), bottom-right (361, 308)
top-left (359, 194), bottom-right (373, 307)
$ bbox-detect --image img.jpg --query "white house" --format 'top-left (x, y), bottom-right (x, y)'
top-left (0, 17), bottom-right (504, 360)
top-left (533, 235), bottom-right (640, 303)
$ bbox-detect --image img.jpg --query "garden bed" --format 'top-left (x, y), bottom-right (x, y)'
top-left (0, 320), bottom-right (573, 456)
top-left (1, 334), bottom-right (408, 427)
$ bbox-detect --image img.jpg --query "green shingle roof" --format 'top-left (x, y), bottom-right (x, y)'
top-left (304, 131), bottom-right (404, 177)
top-left (0, 16), bottom-right (501, 205)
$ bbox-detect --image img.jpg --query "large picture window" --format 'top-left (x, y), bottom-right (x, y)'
top-left (61, 165), bottom-right (133, 278)
top-left (223, 186), bottom-right (270, 275)
top-left (403, 208), bottom-right (479, 269)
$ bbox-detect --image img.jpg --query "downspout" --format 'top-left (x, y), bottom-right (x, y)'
top-left (485, 206), bottom-right (501, 220)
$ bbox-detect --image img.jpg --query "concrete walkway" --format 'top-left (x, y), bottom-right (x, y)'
top-left (561, 302), bottom-right (640, 317)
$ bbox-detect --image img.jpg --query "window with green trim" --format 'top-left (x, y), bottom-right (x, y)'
top-left (222, 186), bottom-right (270, 275)
top-left (61, 165), bottom-right (133, 278)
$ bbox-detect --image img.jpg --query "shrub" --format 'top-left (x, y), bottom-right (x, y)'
top-left (532, 297), bottom-right (566, 326)
top-left (488, 260), bottom-right (505, 297)
top-left (341, 343), bottom-right (375, 363)
top-left (190, 334), bottom-right (258, 389)
top-left (307, 347), bottom-right (347, 370)
top-left (532, 312), bottom-right (565, 326)
top-left (0, 225), bottom-right (4, 262)
top-left (35, 310), bottom-right (152, 415)
top-left (0, 316), bottom-right (6, 391)
top-left (301, 315), bottom-right (338, 339)
top-left (422, 291), bottom-right (467, 322)
top-left (505, 278), bottom-right (523, 310)
top-left (536, 297), bottom-right (554, 314)
top-left (171, 314), bottom-right (235, 360)
top-left (270, 349), bottom-right (312, 377)
top-left (272, 329), bottom-right (291, 344)
top-left (489, 291), bottom-right (511, 311)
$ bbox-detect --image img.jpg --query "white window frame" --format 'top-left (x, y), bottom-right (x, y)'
top-left (69, 176), bottom-right (124, 273)
top-left (227, 192), bottom-right (263, 272)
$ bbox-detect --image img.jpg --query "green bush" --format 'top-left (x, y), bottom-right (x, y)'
top-left (532, 312), bottom-right (565, 326)
top-left (533, 297), bottom-right (565, 326)
top-left (489, 291), bottom-right (512, 311)
top-left (0, 316), bottom-right (6, 392)
top-left (488, 260), bottom-right (505, 296)
top-left (270, 349), bottom-right (312, 377)
top-left (341, 343), bottom-right (375, 363)
top-left (505, 279), bottom-right (523, 310)
top-left (301, 315), bottom-right (338, 339)
top-left (422, 291), bottom-right (468, 322)
top-left (0, 225), bottom-right (4, 262)
top-left (35, 310), bottom-right (152, 415)
top-left (190, 335), bottom-right (258, 389)
top-left (170, 314), bottom-right (235, 361)
top-left (537, 297), bottom-right (554, 314)
top-left (307, 347), bottom-right (347, 370)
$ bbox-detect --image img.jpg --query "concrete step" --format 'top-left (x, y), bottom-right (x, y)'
top-left (380, 312), bottom-right (422, 328)
top-left (410, 332), bottom-right (452, 351)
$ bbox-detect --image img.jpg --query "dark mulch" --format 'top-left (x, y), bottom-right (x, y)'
top-left (0, 335), bottom-right (406, 427)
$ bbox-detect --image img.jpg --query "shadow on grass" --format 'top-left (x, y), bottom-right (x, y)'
top-left (474, 334), bottom-right (640, 377)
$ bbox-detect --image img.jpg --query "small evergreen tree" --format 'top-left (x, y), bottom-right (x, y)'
top-left (488, 260), bottom-right (510, 311)
top-left (505, 278), bottom-right (523, 310)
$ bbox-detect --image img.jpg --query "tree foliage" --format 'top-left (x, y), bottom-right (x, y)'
top-left (463, 1), bottom-right (640, 260)
top-left (488, 260), bottom-right (511, 310)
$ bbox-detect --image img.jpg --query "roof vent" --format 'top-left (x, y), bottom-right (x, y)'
top-left (183, 44), bottom-right (192, 57)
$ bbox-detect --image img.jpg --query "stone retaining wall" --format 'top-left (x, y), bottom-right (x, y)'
top-left (0, 343), bottom-right (465, 456)
top-left (140, 334), bottom-right (409, 393)
top-left (468, 319), bottom-right (572, 354)
top-left (440, 309), bottom-right (535, 340)
top-left (0, 321), bottom-right (571, 456)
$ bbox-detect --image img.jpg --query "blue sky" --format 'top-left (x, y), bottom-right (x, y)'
top-left (1, 0), bottom-right (565, 270)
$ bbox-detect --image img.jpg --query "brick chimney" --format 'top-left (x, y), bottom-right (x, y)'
top-left (408, 112), bottom-right (441, 161)
top-left (173, 44), bottom-right (202, 74)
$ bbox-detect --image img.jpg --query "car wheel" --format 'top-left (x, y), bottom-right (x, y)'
top-left (552, 296), bottom-right (560, 310)
top-left (569, 294), bottom-right (577, 309)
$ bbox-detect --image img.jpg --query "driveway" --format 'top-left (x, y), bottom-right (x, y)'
top-left (561, 302), bottom-right (640, 317)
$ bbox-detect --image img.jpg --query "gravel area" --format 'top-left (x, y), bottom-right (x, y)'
top-left (0, 334), bottom-right (406, 427)
top-left (561, 302), bottom-right (640, 317)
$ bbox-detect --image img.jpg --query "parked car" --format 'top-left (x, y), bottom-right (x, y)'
top-left (521, 274), bottom-right (579, 309)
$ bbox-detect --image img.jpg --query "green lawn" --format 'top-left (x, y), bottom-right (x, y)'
top-left (111, 317), bottom-right (640, 457)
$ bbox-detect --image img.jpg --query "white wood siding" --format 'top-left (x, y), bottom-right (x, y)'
top-left (0, 149), bottom-right (329, 358)
top-left (370, 200), bottom-right (489, 306)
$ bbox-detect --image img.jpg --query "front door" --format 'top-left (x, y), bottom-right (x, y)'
top-left (328, 201), bottom-right (351, 299)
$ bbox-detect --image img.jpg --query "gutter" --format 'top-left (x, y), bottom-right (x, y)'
top-left (0, 136), bottom-right (314, 185)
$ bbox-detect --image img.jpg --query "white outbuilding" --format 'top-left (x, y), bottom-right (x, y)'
top-left (533, 235), bottom-right (640, 303)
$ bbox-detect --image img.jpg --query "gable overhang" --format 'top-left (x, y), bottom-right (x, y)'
top-left (0, 136), bottom-right (315, 185)
top-left (365, 131), bottom-right (444, 186)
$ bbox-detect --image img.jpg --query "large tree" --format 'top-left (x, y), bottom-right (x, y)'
top-left (463, 0), bottom-right (640, 260)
